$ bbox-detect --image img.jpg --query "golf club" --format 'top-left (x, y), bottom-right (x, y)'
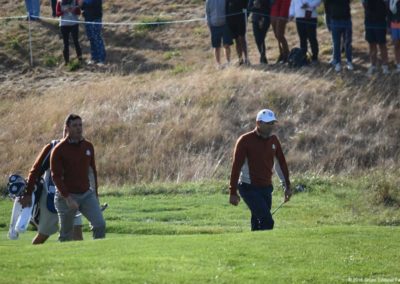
top-left (101, 203), bottom-right (108, 212)
top-left (271, 201), bottom-right (285, 216)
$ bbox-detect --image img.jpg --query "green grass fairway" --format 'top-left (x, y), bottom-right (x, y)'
top-left (0, 178), bottom-right (399, 283)
top-left (0, 228), bottom-right (399, 283)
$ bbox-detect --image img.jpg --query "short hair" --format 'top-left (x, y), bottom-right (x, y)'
top-left (64, 114), bottom-right (82, 126)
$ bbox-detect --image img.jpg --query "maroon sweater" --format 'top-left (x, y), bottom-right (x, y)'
top-left (50, 138), bottom-right (97, 198)
top-left (229, 129), bottom-right (290, 195)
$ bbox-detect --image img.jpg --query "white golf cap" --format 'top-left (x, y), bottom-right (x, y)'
top-left (256, 109), bottom-right (277, 123)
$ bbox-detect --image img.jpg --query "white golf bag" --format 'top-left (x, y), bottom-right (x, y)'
top-left (8, 194), bottom-right (36, 240)
top-left (7, 174), bottom-right (37, 240)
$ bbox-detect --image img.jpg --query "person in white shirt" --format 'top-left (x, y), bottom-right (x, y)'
top-left (289, 0), bottom-right (321, 63)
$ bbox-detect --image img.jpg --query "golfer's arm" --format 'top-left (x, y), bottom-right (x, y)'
top-left (26, 144), bottom-right (52, 195)
top-left (229, 140), bottom-right (246, 195)
top-left (274, 158), bottom-right (289, 190)
top-left (90, 145), bottom-right (98, 196)
top-left (274, 140), bottom-right (290, 189)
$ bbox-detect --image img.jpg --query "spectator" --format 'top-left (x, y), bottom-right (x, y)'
top-left (325, 0), bottom-right (353, 72)
top-left (363, 0), bottom-right (389, 76)
top-left (226, 0), bottom-right (250, 65)
top-left (56, 0), bottom-right (83, 66)
top-left (248, 0), bottom-right (272, 64)
top-left (289, 0), bottom-right (321, 63)
top-left (78, 0), bottom-right (106, 66)
top-left (271, 0), bottom-right (291, 63)
top-left (206, 0), bottom-right (233, 68)
top-left (389, 0), bottom-right (400, 72)
top-left (51, 0), bottom-right (57, 17)
top-left (25, 0), bottom-right (40, 21)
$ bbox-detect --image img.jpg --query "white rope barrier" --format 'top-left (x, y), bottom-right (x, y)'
top-left (0, 14), bottom-right (207, 26)
top-left (0, 15), bottom-right (26, 20)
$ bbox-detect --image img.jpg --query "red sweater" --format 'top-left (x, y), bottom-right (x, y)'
top-left (229, 129), bottom-right (290, 195)
top-left (50, 138), bottom-right (98, 198)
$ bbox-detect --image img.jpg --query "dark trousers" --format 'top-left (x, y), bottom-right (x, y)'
top-left (60, 25), bottom-right (82, 64)
top-left (238, 182), bottom-right (274, 231)
top-left (296, 18), bottom-right (318, 60)
top-left (85, 19), bottom-right (106, 63)
top-left (50, 0), bottom-right (57, 17)
top-left (331, 19), bottom-right (352, 64)
top-left (252, 17), bottom-right (271, 60)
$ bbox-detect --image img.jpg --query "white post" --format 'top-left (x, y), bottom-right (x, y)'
top-left (28, 17), bottom-right (33, 66)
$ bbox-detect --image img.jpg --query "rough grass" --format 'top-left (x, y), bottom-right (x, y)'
top-left (1, 1), bottom-right (400, 185)
top-left (1, 67), bottom-right (399, 184)
top-left (0, 177), bottom-right (400, 283)
top-left (1, 176), bottom-right (399, 235)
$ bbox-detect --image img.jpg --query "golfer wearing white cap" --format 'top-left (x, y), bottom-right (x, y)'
top-left (229, 109), bottom-right (292, 230)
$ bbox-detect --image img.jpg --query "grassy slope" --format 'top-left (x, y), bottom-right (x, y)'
top-left (1, 1), bottom-right (400, 185)
top-left (0, 177), bottom-right (400, 283)
top-left (1, 2), bottom-right (399, 282)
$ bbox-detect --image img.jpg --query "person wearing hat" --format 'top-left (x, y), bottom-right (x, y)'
top-left (229, 109), bottom-right (292, 230)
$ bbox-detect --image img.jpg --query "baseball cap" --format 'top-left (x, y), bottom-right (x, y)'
top-left (256, 109), bottom-right (277, 123)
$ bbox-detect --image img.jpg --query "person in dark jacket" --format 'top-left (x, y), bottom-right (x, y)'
top-left (226, 0), bottom-right (249, 65)
top-left (363, 0), bottom-right (389, 75)
top-left (325, 0), bottom-right (353, 72)
top-left (248, 0), bottom-right (272, 64)
top-left (78, 0), bottom-right (106, 65)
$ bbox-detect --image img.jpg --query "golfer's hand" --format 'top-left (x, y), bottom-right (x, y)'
top-left (19, 194), bottom-right (32, 208)
top-left (66, 196), bottom-right (79, 210)
top-left (229, 194), bottom-right (240, 206)
top-left (284, 187), bottom-right (292, 202)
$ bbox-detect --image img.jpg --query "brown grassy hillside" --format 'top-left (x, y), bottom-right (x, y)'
top-left (0, 0), bottom-right (399, 185)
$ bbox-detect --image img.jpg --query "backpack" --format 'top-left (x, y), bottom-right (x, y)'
top-left (287, 47), bottom-right (310, 68)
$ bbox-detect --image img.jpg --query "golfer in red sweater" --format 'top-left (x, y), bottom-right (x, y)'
top-left (229, 109), bottom-right (292, 230)
top-left (51, 114), bottom-right (105, 241)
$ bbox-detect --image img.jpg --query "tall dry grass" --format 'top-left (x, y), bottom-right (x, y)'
top-left (1, 65), bottom-right (399, 185)
top-left (1, 0), bottom-right (399, 186)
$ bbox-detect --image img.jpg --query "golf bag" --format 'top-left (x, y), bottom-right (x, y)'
top-left (287, 47), bottom-right (310, 68)
top-left (7, 140), bottom-right (59, 240)
top-left (7, 174), bottom-right (39, 240)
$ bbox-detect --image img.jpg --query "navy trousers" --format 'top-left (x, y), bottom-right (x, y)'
top-left (238, 182), bottom-right (274, 231)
